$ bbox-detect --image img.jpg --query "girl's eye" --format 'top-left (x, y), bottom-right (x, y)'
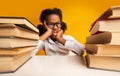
top-left (47, 24), bottom-right (54, 28)
top-left (47, 24), bottom-right (54, 26)
top-left (48, 24), bottom-right (52, 26)
top-left (56, 23), bottom-right (61, 25)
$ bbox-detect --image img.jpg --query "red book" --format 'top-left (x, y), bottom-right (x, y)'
top-left (90, 18), bottom-right (120, 35)
top-left (89, 6), bottom-right (120, 34)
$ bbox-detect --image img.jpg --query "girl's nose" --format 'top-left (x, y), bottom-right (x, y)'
top-left (53, 24), bottom-right (58, 29)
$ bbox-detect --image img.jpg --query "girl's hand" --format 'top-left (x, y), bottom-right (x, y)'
top-left (56, 30), bottom-right (63, 40)
top-left (56, 30), bottom-right (66, 45)
top-left (40, 21), bottom-right (52, 41)
top-left (44, 20), bottom-right (52, 36)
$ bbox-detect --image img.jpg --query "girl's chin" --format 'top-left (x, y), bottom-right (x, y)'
top-left (51, 34), bottom-right (57, 38)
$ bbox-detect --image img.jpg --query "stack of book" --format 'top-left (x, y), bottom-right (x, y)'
top-left (85, 6), bottom-right (120, 71)
top-left (0, 17), bottom-right (39, 73)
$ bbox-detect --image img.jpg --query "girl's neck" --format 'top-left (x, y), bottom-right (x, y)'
top-left (50, 36), bottom-right (56, 42)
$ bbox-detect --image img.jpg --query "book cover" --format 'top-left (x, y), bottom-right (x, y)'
top-left (86, 54), bottom-right (120, 71)
top-left (0, 23), bottom-right (39, 40)
top-left (0, 17), bottom-right (39, 33)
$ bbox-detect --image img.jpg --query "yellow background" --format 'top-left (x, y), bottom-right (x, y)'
top-left (0, 0), bottom-right (120, 55)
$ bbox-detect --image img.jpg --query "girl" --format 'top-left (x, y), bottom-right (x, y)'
top-left (32, 8), bottom-right (84, 56)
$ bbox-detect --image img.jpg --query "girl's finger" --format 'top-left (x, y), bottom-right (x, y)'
top-left (44, 20), bottom-right (49, 28)
top-left (43, 20), bottom-right (47, 26)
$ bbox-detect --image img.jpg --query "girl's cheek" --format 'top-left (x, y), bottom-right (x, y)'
top-left (58, 27), bottom-right (61, 31)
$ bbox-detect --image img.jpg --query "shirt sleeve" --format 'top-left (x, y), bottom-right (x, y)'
top-left (64, 35), bottom-right (84, 56)
top-left (31, 40), bottom-right (44, 57)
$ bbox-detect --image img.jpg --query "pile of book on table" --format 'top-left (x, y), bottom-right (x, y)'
top-left (85, 6), bottom-right (120, 71)
top-left (0, 17), bottom-right (39, 73)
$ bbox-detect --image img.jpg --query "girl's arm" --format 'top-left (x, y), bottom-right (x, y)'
top-left (64, 35), bottom-right (84, 56)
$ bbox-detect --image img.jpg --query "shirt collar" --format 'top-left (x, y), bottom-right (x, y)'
top-left (47, 37), bottom-right (57, 44)
top-left (47, 35), bottom-right (66, 44)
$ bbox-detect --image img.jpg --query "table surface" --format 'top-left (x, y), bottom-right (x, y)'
top-left (0, 56), bottom-right (120, 76)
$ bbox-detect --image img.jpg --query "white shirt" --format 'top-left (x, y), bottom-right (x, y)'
top-left (31, 35), bottom-right (84, 56)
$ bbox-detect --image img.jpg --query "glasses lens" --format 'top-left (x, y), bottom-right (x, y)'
top-left (47, 22), bottom-right (61, 28)
top-left (47, 23), bottom-right (54, 28)
top-left (56, 23), bottom-right (61, 25)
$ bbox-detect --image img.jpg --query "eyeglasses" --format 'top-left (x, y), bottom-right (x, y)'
top-left (47, 22), bottom-right (61, 28)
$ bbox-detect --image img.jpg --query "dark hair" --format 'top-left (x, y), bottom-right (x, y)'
top-left (37, 8), bottom-right (67, 36)
top-left (40, 8), bottom-right (62, 23)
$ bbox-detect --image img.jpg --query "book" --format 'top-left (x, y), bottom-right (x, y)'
top-left (89, 6), bottom-right (120, 34)
top-left (0, 37), bottom-right (37, 48)
top-left (0, 23), bottom-right (39, 40)
top-left (90, 18), bottom-right (120, 34)
top-left (0, 52), bottom-right (31, 73)
top-left (98, 6), bottom-right (120, 20)
top-left (0, 17), bottom-right (39, 33)
top-left (86, 32), bottom-right (120, 45)
top-left (86, 54), bottom-right (120, 71)
top-left (85, 44), bottom-right (120, 55)
top-left (0, 46), bottom-right (36, 56)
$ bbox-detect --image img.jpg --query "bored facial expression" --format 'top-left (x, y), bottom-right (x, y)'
top-left (46, 14), bottom-right (61, 38)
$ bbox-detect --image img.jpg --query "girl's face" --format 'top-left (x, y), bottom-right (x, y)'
top-left (46, 14), bottom-right (61, 38)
